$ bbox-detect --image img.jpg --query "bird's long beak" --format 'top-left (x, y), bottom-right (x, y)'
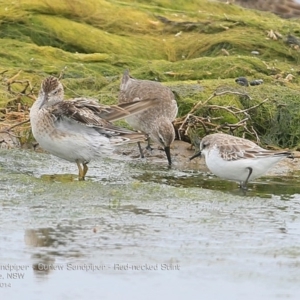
top-left (164, 146), bottom-right (172, 166)
top-left (38, 94), bottom-right (48, 110)
top-left (189, 151), bottom-right (202, 161)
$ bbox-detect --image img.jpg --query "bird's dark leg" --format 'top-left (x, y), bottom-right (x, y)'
top-left (145, 138), bottom-right (153, 151)
top-left (240, 167), bottom-right (253, 190)
top-left (137, 142), bottom-right (144, 158)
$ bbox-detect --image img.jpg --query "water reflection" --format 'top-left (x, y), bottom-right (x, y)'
top-left (25, 228), bottom-right (57, 276)
top-left (23, 201), bottom-right (169, 278)
top-left (133, 169), bottom-right (300, 199)
top-left (25, 228), bottom-right (57, 248)
top-left (40, 174), bottom-right (76, 183)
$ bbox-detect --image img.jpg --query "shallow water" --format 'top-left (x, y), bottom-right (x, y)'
top-left (1, 149), bottom-right (300, 299)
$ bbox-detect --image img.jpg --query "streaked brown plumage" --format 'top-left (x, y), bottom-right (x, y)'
top-left (118, 70), bottom-right (178, 166)
top-left (30, 76), bottom-right (158, 180)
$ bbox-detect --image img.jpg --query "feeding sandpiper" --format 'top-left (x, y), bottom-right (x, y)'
top-left (190, 133), bottom-right (293, 189)
top-left (30, 76), bottom-right (158, 180)
top-left (118, 70), bottom-right (178, 166)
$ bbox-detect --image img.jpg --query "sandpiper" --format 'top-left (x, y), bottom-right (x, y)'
top-left (30, 76), bottom-right (158, 180)
top-left (190, 133), bottom-right (293, 189)
top-left (118, 70), bottom-right (178, 166)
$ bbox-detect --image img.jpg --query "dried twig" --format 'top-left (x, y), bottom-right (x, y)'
top-left (0, 119), bottom-right (30, 137)
top-left (238, 98), bottom-right (269, 113)
top-left (176, 89), bottom-right (267, 143)
top-left (6, 70), bottom-right (22, 85)
top-left (0, 70), bottom-right (9, 76)
top-left (59, 66), bottom-right (67, 80)
top-left (0, 119), bottom-right (30, 132)
top-left (178, 90), bottom-right (251, 135)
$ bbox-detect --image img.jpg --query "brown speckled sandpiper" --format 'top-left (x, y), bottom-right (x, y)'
top-left (118, 70), bottom-right (178, 166)
top-left (30, 76), bottom-right (157, 180)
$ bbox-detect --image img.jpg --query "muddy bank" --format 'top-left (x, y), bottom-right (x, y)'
top-left (114, 140), bottom-right (300, 177)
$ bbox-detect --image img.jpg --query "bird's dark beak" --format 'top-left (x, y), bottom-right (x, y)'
top-left (164, 146), bottom-right (172, 166)
top-left (39, 94), bottom-right (48, 110)
top-left (189, 151), bottom-right (201, 161)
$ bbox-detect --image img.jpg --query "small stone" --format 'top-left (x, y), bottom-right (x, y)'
top-left (249, 79), bottom-right (263, 86)
top-left (235, 77), bottom-right (249, 86)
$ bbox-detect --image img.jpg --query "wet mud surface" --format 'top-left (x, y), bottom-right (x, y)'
top-left (0, 142), bottom-right (300, 299)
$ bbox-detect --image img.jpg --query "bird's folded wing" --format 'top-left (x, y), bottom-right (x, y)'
top-left (220, 144), bottom-right (290, 161)
top-left (48, 98), bottom-right (155, 137)
top-left (50, 97), bottom-right (159, 125)
top-left (49, 98), bottom-right (114, 127)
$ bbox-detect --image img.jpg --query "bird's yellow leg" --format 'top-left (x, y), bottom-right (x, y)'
top-left (83, 163), bottom-right (88, 178)
top-left (76, 160), bottom-right (85, 181)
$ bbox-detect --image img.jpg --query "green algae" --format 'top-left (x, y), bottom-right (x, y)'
top-left (1, 0), bottom-right (300, 148)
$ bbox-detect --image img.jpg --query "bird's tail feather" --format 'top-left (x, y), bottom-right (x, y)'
top-left (110, 133), bottom-right (148, 145)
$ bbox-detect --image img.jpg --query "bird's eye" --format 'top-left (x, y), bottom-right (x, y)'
top-left (202, 142), bottom-right (208, 149)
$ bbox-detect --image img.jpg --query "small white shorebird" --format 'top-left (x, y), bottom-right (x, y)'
top-left (190, 133), bottom-right (293, 189)
top-left (30, 76), bottom-right (158, 180)
top-left (118, 70), bottom-right (178, 166)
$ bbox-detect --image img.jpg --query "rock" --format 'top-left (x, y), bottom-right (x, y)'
top-left (0, 131), bottom-right (20, 149)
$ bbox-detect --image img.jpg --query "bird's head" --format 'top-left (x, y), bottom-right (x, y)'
top-left (38, 76), bottom-right (64, 109)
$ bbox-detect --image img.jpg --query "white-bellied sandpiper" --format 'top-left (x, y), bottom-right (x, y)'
top-left (190, 133), bottom-right (293, 189)
top-left (30, 76), bottom-right (159, 180)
